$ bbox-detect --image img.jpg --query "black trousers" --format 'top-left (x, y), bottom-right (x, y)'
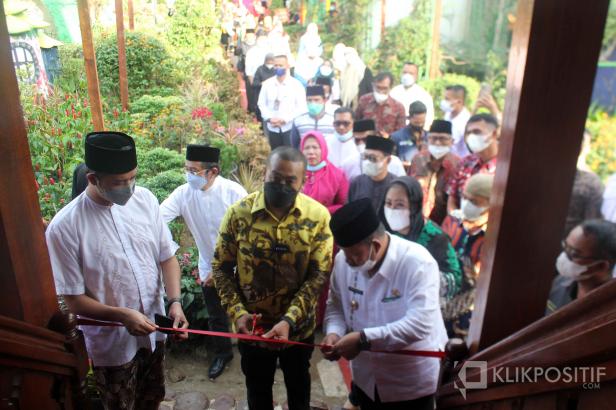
top-left (264, 127), bottom-right (292, 150)
top-left (353, 382), bottom-right (435, 410)
top-left (201, 285), bottom-right (232, 359)
top-left (238, 336), bottom-right (314, 410)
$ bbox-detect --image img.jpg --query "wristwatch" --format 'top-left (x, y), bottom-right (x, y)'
top-left (359, 330), bottom-right (371, 351)
top-left (166, 297), bottom-right (182, 312)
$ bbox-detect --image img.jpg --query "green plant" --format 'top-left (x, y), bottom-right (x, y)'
top-left (166, 0), bottom-right (219, 57)
top-left (131, 95), bottom-right (183, 120)
top-left (55, 44), bottom-right (88, 94)
top-left (141, 170), bottom-right (186, 203)
top-left (95, 31), bottom-right (177, 100)
top-left (138, 147), bottom-right (185, 180)
top-left (586, 110), bottom-right (616, 181)
top-left (422, 73), bottom-right (481, 115)
top-left (176, 247), bottom-right (209, 334)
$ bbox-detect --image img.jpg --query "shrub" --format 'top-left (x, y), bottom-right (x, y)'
top-left (55, 44), bottom-right (88, 95)
top-left (131, 95), bottom-right (183, 119)
top-left (422, 73), bottom-right (482, 115)
top-left (176, 246), bottom-right (209, 336)
top-left (138, 147), bottom-right (185, 180)
top-left (141, 170), bottom-right (186, 203)
top-left (586, 110), bottom-right (616, 181)
top-left (95, 31), bottom-right (177, 100)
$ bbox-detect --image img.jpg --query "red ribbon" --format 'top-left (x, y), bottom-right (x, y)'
top-left (76, 317), bottom-right (445, 358)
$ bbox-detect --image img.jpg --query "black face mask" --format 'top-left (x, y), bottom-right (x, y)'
top-left (264, 181), bottom-right (298, 209)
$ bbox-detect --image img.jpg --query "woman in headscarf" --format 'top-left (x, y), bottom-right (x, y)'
top-left (294, 45), bottom-right (323, 87)
top-left (300, 130), bottom-right (349, 327)
top-left (378, 176), bottom-right (462, 303)
top-left (333, 45), bottom-right (374, 109)
top-left (300, 131), bottom-right (349, 214)
top-left (298, 22), bottom-right (323, 57)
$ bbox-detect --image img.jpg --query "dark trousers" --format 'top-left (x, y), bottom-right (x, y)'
top-left (202, 285), bottom-right (233, 359)
top-left (353, 382), bottom-right (435, 410)
top-left (264, 126), bottom-right (292, 150)
top-left (238, 337), bottom-right (314, 410)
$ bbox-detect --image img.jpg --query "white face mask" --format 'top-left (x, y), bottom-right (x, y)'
top-left (265, 64), bottom-right (274, 69)
top-left (362, 159), bottom-right (383, 177)
top-left (466, 132), bottom-right (492, 153)
top-left (555, 252), bottom-right (601, 281)
top-left (401, 73), bottom-right (415, 87)
top-left (349, 243), bottom-right (377, 273)
top-left (384, 207), bottom-right (410, 232)
top-left (320, 66), bottom-right (333, 76)
top-left (374, 91), bottom-right (389, 104)
top-left (440, 99), bottom-right (453, 113)
top-left (428, 144), bottom-right (450, 159)
top-left (461, 198), bottom-right (487, 221)
top-left (357, 143), bottom-right (366, 154)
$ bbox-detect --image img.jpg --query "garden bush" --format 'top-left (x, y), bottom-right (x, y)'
top-left (138, 147), bottom-right (185, 180)
top-left (95, 31), bottom-right (177, 101)
top-left (423, 73), bottom-right (482, 115)
top-left (586, 110), bottom-right (616, 181)
top-left (131, 95), bottom-right (183, 120)
top-left (141, 170), bottom-right (186, 203)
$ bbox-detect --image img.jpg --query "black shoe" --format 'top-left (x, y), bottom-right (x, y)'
top-left (208, 355), bottom-right (232, 380)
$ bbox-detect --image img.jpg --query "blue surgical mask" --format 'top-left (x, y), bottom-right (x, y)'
top-left (187, 172), bottom-right (207, 190)
top-left (275, 67), bottom-right (286, 77)
top-left (306, 161), bottom-right (326, 172)
top-left (307, 102), bottom-right (324, 116)
top-left (335, 130), bottom-right (353, 142)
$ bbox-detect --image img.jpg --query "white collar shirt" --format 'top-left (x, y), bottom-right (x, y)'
top-left (445, 107), bottom-right (471, 158)
top-left (324, 134), bottom-right (358, 168)
top-left (390, 83), bottom-right (435, 130)
top-left (160, 176), bottom-right (247, 281)
top-left (324, 234), bottom-right (448, 402)
top-left (46, 187), bottom-right (179, 367)
top-left (258, 75), bottom-right (307, 133)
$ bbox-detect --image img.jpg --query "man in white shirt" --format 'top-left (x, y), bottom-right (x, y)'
top-left (325, 107), bottom-right (356, 168)
top-left (291, 84), bottom-right (335, 148)
top-left (441, 85), bottom-right (471, 158)
top-left (323, 198), bottom-right (448, 409)
top-left (340, 119), bottom-right (407, 181)
top-left (258, 54), bottom-right (307, 149)
top-left (390, 62), bottom-right (435, 130)
top-left (160, 145), bottom-right (247, 380)
top-left (46, 132), bottom-right (188, 409)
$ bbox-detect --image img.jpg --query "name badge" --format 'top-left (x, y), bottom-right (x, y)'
top-left (381, 288), bottom-right (402, 303)
top-left (348, 286), bottom-right (364, 295)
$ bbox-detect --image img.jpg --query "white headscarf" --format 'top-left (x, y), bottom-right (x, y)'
top-left (339, 47), bottom-right (367, 108)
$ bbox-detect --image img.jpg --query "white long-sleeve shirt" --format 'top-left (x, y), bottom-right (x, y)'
top-left (445, 107), bottom-right (471, 158)
top-left (324, 234), bottom-right (448, 402)
top-left (390, 83), bottom-right (435, 130)
top-left (160, 176), bottom-right (247, 281)
top-left (46, 187), bottom-right (178, 367)
top-left (258, 75), bottom-right (307, 133)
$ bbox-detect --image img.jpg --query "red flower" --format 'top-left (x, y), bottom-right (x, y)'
top-left (65, 109), bottom-right (70, 117)
top-left (57, 168), bottom-right (62, 179)
top-left (59, 198), bottom-right (65, 204)
top-left (49, 177), bottom-right (55, 185)
top-left (35, 180), bottom-right (40, 190)
top-left (191, 107), bottom-right (213, 120)
top-left (35, 163), bottom-right (40, 171)
top-left (113, 109), bottom-right (119, 119)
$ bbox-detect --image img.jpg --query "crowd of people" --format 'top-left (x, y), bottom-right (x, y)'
top-left (43, 8), bottom-right (616, 410)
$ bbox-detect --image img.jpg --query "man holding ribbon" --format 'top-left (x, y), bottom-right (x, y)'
top-left (213, 146), bottom-right (333, 410)
top-left (323, 198), bottom-right (448, 410)
top-left (46, 132), bottom-right (188, 410)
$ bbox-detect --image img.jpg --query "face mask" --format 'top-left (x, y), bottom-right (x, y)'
top-left (440, 99), bottom-right (453, 113)
top-left (461, 198), bottom-right (488, 221)
top-left (401, 73), bottom-right (415, 87)
top-left (428, 144), bottom-right (450, 160)
top-left (555, 252), bottom-right (602, 281)
top-left (187, 172), bottom-right (207, 190)
top-left (374, 91), bottom-right (389, 104)
top-left (275, 67), bottom-right (286, 77)
top-left (357, 143), bottom-right (366, 154)
top-left (467, 132), bottom-right (492, 153)
top-left (265, 64), bottom-right (274, 70)
top-left (307, 102), bottom-right (324, 116)
top-left (320, 66), bottom-right (333, 76)
top-left (410, 124), bottom-right (424, 133)
top-left (264, 181), bottom-right (298, 209)
top-left (306, 161), bottom-right (326, 172)
top-left (350, 243), bottom-right (377, 273)
top-left (335, 131), bottom-right (353, 142)
top-left (384, 207), bottom-right (410, 232)
top-left (97, 180), bottom-right (135, 206)
top-left (362, 159), bottom-right (383, 177)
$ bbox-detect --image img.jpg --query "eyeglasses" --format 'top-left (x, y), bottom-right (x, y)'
top-left (428, 136), bottom-right (452, 144)
top-left (561, 240), bottom-right (598, 262)
top-left (185, 168), bottom-right (205, 176)
top-left (334, 121), bottom-right (351, 127)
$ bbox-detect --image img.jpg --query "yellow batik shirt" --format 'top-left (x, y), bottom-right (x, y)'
top-left (212, 190), bottom-right (333, 341)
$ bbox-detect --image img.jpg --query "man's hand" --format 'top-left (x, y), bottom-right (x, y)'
top-left (235, 313), bottom-right (262, 334)
top-left (269, 118), bottom-right (283, 127)
top-left (168, 303), bottom-right (189, 341)
top-left (320, 333), bottom-right (342, 361)
top-left (203, 275), bottom-right (215, 287)
top-left (332, 331), bottom-right (362, 360)
top-left (120, 308), bottom-right (157, 336)
top-left (262, 320), bottom-right (290, 340)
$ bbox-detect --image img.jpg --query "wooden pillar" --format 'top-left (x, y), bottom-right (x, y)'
top-left (0, 0), bottom-right (58, 325)
top-left (467, 0), bottom-right (610, 353)
top-left (127, 0), bottom-right (135, 30)
top-left (380, 0), bottom-right (386, 41)
top-left (77, 0), bottom-right (105, 131)
top-left (428, 0), bottom-right (442, 79)
top-left (115, 0), bottom-right (129, 111)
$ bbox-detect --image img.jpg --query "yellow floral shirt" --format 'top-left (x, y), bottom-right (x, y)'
top-left (212, 190), bottom-right (333, 341)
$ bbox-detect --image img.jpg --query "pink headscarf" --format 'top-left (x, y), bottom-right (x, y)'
top-left (300, 131), bottom-right (349, 214)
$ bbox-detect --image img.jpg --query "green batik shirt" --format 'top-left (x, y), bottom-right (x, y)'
top-left (212, 190), bottom-right (333, 341)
